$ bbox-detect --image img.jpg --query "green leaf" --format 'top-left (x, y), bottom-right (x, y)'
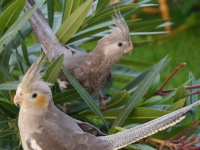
top-left (53, 0), bottom-right (62, 12)
top-left (0, 116), bottom-right (9, 129)
top-left (166, 98), bottom-right (187, 112)
top-left (18, 31), bottom-right (30, 67)
top-left (159, 80), bottom-right (190, 104)
top-left (0, 61), bottom-right (14, 81)
top-left (106, 89), bottom-right (130, 109)
top-left (0, 44), bottom-right (12, 70)
top-left (0, 44), bottom-right (12, 83)
top-left (0, 0), bottom-right (45, 53)
top-left (159, 124), bottom-right (192, 140)
top-left (188, 72), bottom-right (198, 104)
top-left (0, 81), bottom-right (20, 90)
top-left (0, 100), bottom-right (19, 119)
top-left (0, 0), bottom-right (26, 36)
top-left (53, 89), bottom-right (80, 104)
top-left (95, 1), bottom-right (110, 13)
top-left (46, 0), bottom-right (54, 27)
top-left (56, 0), bottom-right (93, 43)
top-left (43, 54), bottom-right (64, 84)
top-left (62, 68), bottom-right (109, 130)
top-left (127, 144), bottom-right (156, 150)
top-left (82, 4), bottom-right (139, 29)
top-left (173, 85), bottom-right (187, 102)
top-left (63, 0), bottom-right (74, 20)
top-left (145, 74), bottom-right (160, 99)
top-left (111, 56), bottom-right (169, 132)
top-left (79, 107), bottom-right (169, 124)
top-left (121, 67), bottom-right (151, 92)
top-left (152, 123), bottom-right (192, 140)
top-left (0, 130), bottom-right (16, 139)
top-left (63, 0), bottom-right (82, 20)
top-left (14, 49), bottom-right (26, 74)
top-left (142, 95), bottom-right (163, 106)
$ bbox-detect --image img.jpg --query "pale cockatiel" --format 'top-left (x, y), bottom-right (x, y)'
top-left (14, 56), bottom-right (200, 150)
top-left (24, 1), bottom-right (133, 110)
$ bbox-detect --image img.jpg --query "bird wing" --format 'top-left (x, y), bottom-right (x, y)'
top-left (26, 120), bottom-right (113, 150)
top-left (75, 119), bottom-right (106, 136)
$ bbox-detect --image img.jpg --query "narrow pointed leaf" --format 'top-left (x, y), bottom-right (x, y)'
top-left (57, 0), bottom-right (93, 43)
top-left (111, 56), bottom-right (169, 131)
top-left (0, 0), bottom-right (26, 36)
top-left (0, 81), bottom-right (20, 90)
top-left (18, 31), bottom-right (30, 67)
top-left (106, 89), bottom-right (130, 109)
top-left (46, 0), bottom-right (54, 27)
top-left (62, 68), bottom-right (109, 130)
top-left (0, 101), bottom-right (19, 119)
top-left (0, 116), bottom-right (9, 129)
top-left (173, 85), bottom-right (187, 102)
top-left (63, 0), bottom-right (74, 20)
top-left (0, 61), bottom-right (14, 81)
top-left (53, 89), bottom-right (80, 104)
top-left (0, 130), bottom-right (16, 139)
top-left (96, 1), bottom-right (109, 13)
top-left (166, 98), bottom-right (187, 112)
top-left (43, 54), bottom-right (64, 84)
top-left (0, 0), bottom-right (45, 53)
top-left (79, 107), bottom-right (169, 123)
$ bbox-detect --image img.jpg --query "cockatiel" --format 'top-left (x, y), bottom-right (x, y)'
top-left (14, 56), bottom-right (200, 150)
top-left (24, 1), bottom-right (133, 110)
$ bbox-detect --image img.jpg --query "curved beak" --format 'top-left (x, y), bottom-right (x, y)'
top-left (14, 95), bottom-right (23, 107)
top-left (124, 42), bottom-right (133, 54)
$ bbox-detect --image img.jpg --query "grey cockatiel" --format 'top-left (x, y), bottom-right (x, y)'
top-left (14, 56), bottom-right (200, 150)
top-left (24, 1), bottom-right (133, 110)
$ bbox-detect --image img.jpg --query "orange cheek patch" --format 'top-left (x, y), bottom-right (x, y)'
top-left (35, 94), bottom-right (47, 108)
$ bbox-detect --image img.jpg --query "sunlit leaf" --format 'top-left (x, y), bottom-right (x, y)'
top-left (0, 0), bottom-right (26, 36)
top-left (57, 0), bottom-right (93, 43)
top-left (0, 0), bottom-right (45, 53)
top-left (43, 54), bottom-right (64, 84)
top-left (166, 98), bottom-right (187, 112)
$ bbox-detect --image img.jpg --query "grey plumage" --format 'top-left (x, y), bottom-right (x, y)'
top-left (14, 57), bottom-right (200, 150)
top-left (24, 1), bottom-right (133, 109)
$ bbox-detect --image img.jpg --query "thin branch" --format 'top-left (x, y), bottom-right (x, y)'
top-left (155, 62), bottom-right (186, 95)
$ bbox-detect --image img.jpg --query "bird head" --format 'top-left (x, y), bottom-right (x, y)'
top-left (98, 10), bottom-right (133, 57)
top-left (14, 56), bottom-right (52, 112)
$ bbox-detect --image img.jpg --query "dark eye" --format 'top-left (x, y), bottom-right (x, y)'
top-left (32, 93), bottom-right (37, 98)
top-left (118, 42), bottom-right (123, 47)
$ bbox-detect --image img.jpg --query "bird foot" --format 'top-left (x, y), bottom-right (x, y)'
top-left (98, 95), bottom-right (108, 110)
top-left (57, 103), bottom-right (68, 113)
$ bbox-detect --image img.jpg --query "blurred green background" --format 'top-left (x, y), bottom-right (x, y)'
top-left (122, 0), bottom-right (200, 88)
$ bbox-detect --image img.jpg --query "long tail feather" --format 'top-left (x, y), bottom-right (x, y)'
top-left (100, 100), bottom-right (200, 149)
top-left (24, 1), bottom-right (66, 60)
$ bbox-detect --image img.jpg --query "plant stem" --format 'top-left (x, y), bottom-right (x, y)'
top-left (187, 90), bottom-right (200, 96)
top-left (147, 137), bottom-right (165, 144)
top-left (156, 62), bottom-right (186, 95)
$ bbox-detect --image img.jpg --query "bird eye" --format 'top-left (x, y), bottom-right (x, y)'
top-left (118, 42), bottom-right (123, 47)
top-left (32, 93), bottom-right (37, 98)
